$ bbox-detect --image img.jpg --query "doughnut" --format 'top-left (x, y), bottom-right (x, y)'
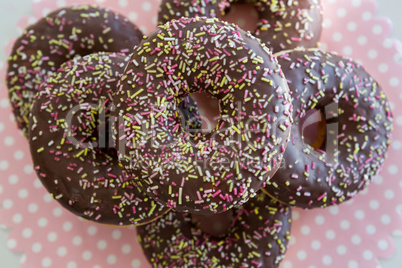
top-left (29, 52), bottom-right (200, 226)
top-left (157, 0), bottom-right (323, 53)
top-left (137, 193), bottom-right (292, 267)
top-left (112, 17), bottom-right (293, 214)
top-left (7, 4), bottom-right (144, 138)
top-left (263, 48), bottom-right (393, 208)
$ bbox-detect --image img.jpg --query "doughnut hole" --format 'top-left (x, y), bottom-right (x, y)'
top-left (191, 209), bottom-right (234, 237)
top-left (299, 109), bottom-right (327, 151)
top-left (220, 1), bottom-right (259, 33)
top-left (190, 92), bottom-right (220, 134)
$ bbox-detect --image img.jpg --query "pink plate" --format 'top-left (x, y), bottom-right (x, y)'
top-left (1, 0), bottom-right (402, 267)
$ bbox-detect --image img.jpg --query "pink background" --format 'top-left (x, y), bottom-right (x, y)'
top-left (1, 0), bottom-right (402, 267)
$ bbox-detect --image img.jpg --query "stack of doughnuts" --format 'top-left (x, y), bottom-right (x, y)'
top-left (5, 2), bottom-right (393, 267)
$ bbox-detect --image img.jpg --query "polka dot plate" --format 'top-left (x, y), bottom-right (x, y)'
top-left (1, 0), bottom-right (402, 267)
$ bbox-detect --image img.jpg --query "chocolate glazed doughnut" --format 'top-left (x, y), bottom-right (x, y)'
top-left (263, 49), bottom-right (393, 208)
top-left (29, 52), bottom-right (200, 226)
top-left (137, 193), bottom-right (292, 268)
top-left (7, 5), bottom-right (143, 138)
top-left (112, 17), bottom-right (292, 214)
top-left (157, 0), bottom-right (323, 53)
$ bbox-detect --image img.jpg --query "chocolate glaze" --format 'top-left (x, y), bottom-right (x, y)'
top-left (7, 5), bottom-right (143, 138)
top-left (157, 0), bottom-right (323, 53)
top-left (112, 17), bottom-right (292, 214)
top-left (263, 48), bottom-right (393, 208)
top-left (137, 193), bottom-right (292, 267)
top-left (29, 52), bottom-right (201, 225)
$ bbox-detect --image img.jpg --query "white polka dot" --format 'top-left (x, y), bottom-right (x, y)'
top-left (373, 25), bottom-right (383, 35)
top-left (357, 35), bottom-right (367, 45)
top-left (42, 257), bottom-right (52, 267)
top-left (341, 46), bottom-right (352, 55)
top-left (18, 188), bottom-right (28, 199)
top-left (22, 228), bottom-right (32, 238)
top-left (319, 42), bottom-right (328, 51)
top-left (0, 99), bottom-right (9, 108)
top-left (337, 245), bottom-right (347, 255)
top-left (326, 230), bottom-right (336, 240)
top-left (53, 207), bottom-right (63, 217)
top-left (14, 150), bottom-right (24, 160)
top-left (8, 174), bottom-right (19, 184)
top-left (67, 261), bottom-right (77, 268)
top-left (38, 217), bottom-right (48, 227)
top-left (24, 164), bottom-right (33, 174)
top-left (366, 225), bottom-right (376, 235)
top-left (337, 8), bottom-right (347, 18)
top-left (132, 259), bottom-right (141, 268)
top-left (7, 239), bottom-right (17, 249)
top-left (385, 189), bottom-right (395, 199)
top-left (122, 244), bottom-right (131, 254)
top-left (348, 260), bottom-right (359, 268)
top-left (381, 214), bottom-right (391, 225)
top-left (47, 232), bottom-right (57, 242)
top-left (322, 255), bottom-right (332, 265)
top-left (281, 261), bottom-right (292, 268)
top-left (378, 63), bottom-right (389, 73)
top-left (0, 122), bottom-right (4, 132)
top-left (56, 0), bottom-right (66, 6)
top-left (9, 113), bottom-right (15, 123)
top-left (301, 225), bottom-right (310, 235)
top-left (378, 240), bottom-right (389, 250)
top-left (368, 49), bottom-right (378, 59)
top-left (355, 210), bottom-right (365, 220)
top-left (13, 213), bottom-right (23, 224)
top-left (362, 11), bottom-right (372, 20)
top-left (392, 140), bottom-right (402, 150)
top-left (119, 0), bottom-right (128, 7)
top-left (329, 206), bottom-right (339, 215)
top-left (369, 200), bottom-right (380, 210)
top-left (397, 116), bottom-right (402, 126)
top-left (373, 175), bottom-right (383, 185)
top-left (33, 179), bottom-right (43, 189)
top-left (82, 250), bottom-right (92, 261)
top-left (0, 160), bottom-right (9, 170)
top-left (98, 240), bottom-right (107, 250)
top-left (43, 193), bottom-right (53, 203)
top-left (107, 254), bottom-right (117, 265)
top-left (390, 77), bottom-right (400, 87)
top-left (297, 250), bottom-right (307, 260)
top-left (73, 236), bottom-right (83, 246)
top-left (311, 240), bottom-right (321, 250)
top-left (333, 32), bottom-right (343, 42)
top-left (363, 250), bottom-right (373, 260)
top-left (289, 235), bottom-right (296, 246)
top-left (32, 243), bottom-right (42, 253)
top-left (142, 1), bottom-right (152, 11)
top-left (351, 235), bottom-right (362, 245)
top-left (292, 210), bottom-right (300, 220)
top-left (3, 199), bottom-right (13, 209)
top-left (112, 229), bottom-right (122, 240)
top-left (129, 12), bottom-right (138, 21)
top-left (63, 221), bottom-right (73, 232)
top-left (387, 165), bottom-right (398, 175)
top-left (4, 136), bottom-right (14, 146)
top-left (315, 215), bottom-right (325, 225)
top-left (383, 38), bottom-right (393, 48)
top-left (139, 25), bottom-right (148, 34)
top-left (57, 247), bottom-right (67, 257)
top-left (87, 226), bottom-right (97, 236)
